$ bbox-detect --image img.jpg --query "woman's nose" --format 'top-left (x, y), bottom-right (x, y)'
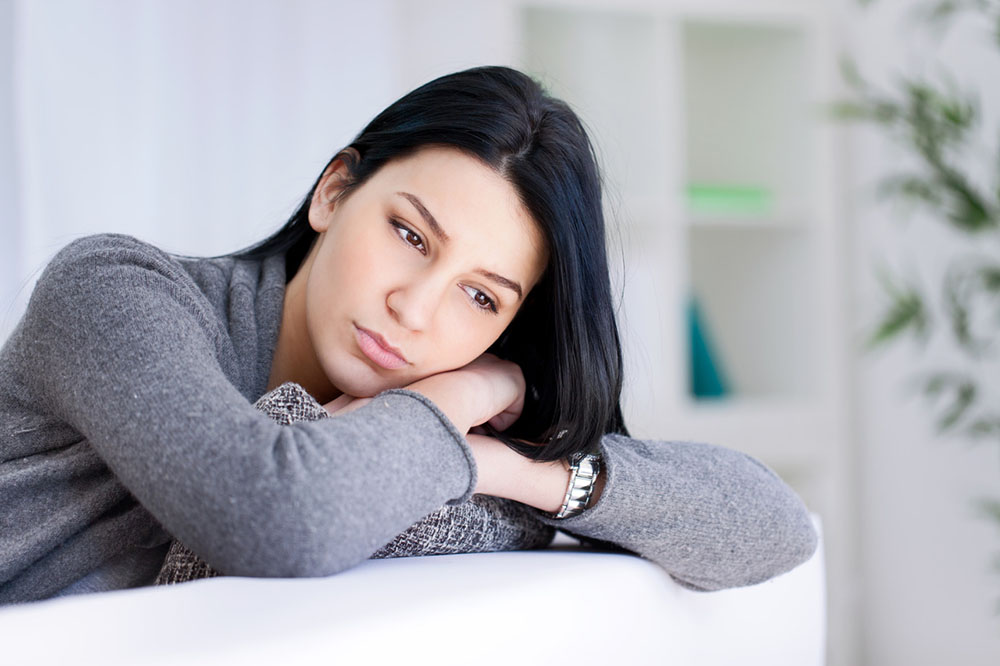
top-left (385, 277), bottom-right (445, 332)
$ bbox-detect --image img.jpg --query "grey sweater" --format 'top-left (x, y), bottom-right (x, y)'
top-left (0, 234), bottom-right (817, 605)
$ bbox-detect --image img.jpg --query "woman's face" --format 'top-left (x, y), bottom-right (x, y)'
top-left (300, 145), bottom-right (548, 399)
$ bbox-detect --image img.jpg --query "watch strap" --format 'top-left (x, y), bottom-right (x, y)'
top-left (550, 452), bottom-right (601, 519)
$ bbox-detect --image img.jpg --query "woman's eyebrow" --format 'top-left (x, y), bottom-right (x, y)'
top-left (395, 190), bottom-right (524, 300)
top-left (396, 191), bottom-right (450, 242)
top-left (475, 269), bottom-right (523, 300)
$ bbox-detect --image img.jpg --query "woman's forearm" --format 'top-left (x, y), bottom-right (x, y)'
top-left (466, 434), bottom-right (566, 512)
top-left (328, 379), bottom-right (608, 515)
top-left (465, 434), bottom-right (606, 514)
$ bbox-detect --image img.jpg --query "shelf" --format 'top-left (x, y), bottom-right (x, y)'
top-left (682, 391), bottom-right (822, 421)
top-left (621, 390), bottom-right (829, 486)
top-left (518, 1), bottom-right (833, 484)
top-left (670, 394), bottom-right (829, 475)
top-left (684, 224), bottom-right (821, 400)
top-left (685, 212), bottom-right (808, 230)
top-left (680, 18), bottom-right (813, 224)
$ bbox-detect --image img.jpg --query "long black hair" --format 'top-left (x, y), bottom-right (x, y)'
top-left (234, 65), bottom-right (628, 461)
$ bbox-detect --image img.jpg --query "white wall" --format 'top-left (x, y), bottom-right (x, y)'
top-left (838, 0), bottom-right (1000, 663)
top-left (0, 0), bottom-right (20, 336)
top-left (1, 0), bottom-right (406, 340)
top-left (0, 0), bottom-right (518, 343)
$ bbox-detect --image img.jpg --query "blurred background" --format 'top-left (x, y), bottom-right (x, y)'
top-left (1, 0), bottom-right (998, 663)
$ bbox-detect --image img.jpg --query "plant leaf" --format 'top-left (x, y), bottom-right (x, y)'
top-left (891, 76), bottom-right (997, 233)
top-left (920, 370), bottom-right (962, 397)
top-left (940, 93), bottom-right (978, 131)
top-left (913, 0), bottom-right (993, 36)
top-left (937, 167), bottom-right (996, 232)
top-left (964, 416), bottom-right (1000, 439)
top-left (838, 56), bottom-right (865, 91)
top-left (977, 264), bottom-right (1000, 292)
top-left (943, 263), bottom-right (978, 353)
top-left (976, 496), bottom-right (1000, 524)
top-left (876, 173), bottom-right (946, 209)
top-left (940, 259), bottom-right (1000, 356)
top-left (866, 264), bottom-right (930, 349)
top-left (935, 378), bottom-right (976, 431)
top-left (923, 0), bottom-right (965, 23)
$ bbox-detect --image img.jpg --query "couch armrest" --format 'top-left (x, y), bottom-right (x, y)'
top-left (0, 516), bottom-right (825, 666)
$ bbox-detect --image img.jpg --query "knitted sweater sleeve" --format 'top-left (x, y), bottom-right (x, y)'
top-left (533, 434), bottom-right (819, 591)
top-left (16, 236), bottom-right (477, 579)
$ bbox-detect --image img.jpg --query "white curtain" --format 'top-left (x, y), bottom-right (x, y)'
top-left (1, 0), bottom-right (406, 339)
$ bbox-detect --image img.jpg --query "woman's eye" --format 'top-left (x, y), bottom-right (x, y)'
top-left (463, 285), bottom-right (498, 314)
top-left (390, 220), bottom-right (426, 253)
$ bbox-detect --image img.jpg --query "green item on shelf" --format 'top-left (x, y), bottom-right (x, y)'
top-left (687, 294), bottom-right (730, 399)
top-left (686, 184), bottom-right (772, 216)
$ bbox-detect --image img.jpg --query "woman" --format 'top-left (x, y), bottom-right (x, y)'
top-left (0, 66), bottom-right (816, 605)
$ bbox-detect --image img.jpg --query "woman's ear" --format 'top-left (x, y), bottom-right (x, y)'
top-left (308, 147), bottom-right (361, 233)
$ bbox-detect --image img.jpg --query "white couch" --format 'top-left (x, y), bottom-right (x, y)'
top-left (0, 518), bottom-right (825, 666)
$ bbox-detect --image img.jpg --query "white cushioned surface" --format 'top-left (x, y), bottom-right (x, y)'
top-left (0, 518), bottom-right (825, 666)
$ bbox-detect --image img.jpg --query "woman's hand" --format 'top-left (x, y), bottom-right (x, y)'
top-left (402, 353), bottom-right (526, 435)
top-left (456, 353), bottom-right (525, 431)
top-left (322, 353), bottom-right (524, 435)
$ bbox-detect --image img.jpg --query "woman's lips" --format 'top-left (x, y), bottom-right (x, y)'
top-left (354, 325), bottom-right (409, 370)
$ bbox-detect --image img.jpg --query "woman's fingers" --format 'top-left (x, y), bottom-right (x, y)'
top-left (396, 353), bottom-right (527, 434)
top-left (487, 410), bottom-right (518, 432)
top-left (486, 379), bottom-right (524, 431)
top-left (462, 352), bottom-right (526, 427)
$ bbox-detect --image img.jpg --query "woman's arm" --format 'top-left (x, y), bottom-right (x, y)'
top-left (379, 357), bottom-right (816, 591)
top-left (537, 433), bottom-right (817, 591)
top-left (15, 235), bottom-right (481, 580)
top-left (327, 355), bottom-right (814, 592)
top-left (465, 431), bottom-right (816, 591)
top-left (326, 359), bottom-right (585, 514)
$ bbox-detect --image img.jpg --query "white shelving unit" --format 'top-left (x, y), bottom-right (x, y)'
top-left (396, 1), bottom-right (853, 663)
top-left (520, 2), bottom-right (828, 457)
top-left (519, 5), bottom-right (852, 664)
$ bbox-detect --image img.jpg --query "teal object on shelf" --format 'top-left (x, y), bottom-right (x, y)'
top-left (687, 294), bottom-right (730, 399)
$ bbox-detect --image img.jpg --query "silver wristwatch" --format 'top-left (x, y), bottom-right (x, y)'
top-left (550, 452), bottom-right (602, 519)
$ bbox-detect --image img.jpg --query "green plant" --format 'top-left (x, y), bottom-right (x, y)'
top-left (831, 0), bottom-right (1000, 582)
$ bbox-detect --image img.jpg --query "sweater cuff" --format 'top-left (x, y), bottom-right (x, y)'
top-left (377, 388), bottom-right (478, 505)
top-left (531, 438), bottom-right (617, 530)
